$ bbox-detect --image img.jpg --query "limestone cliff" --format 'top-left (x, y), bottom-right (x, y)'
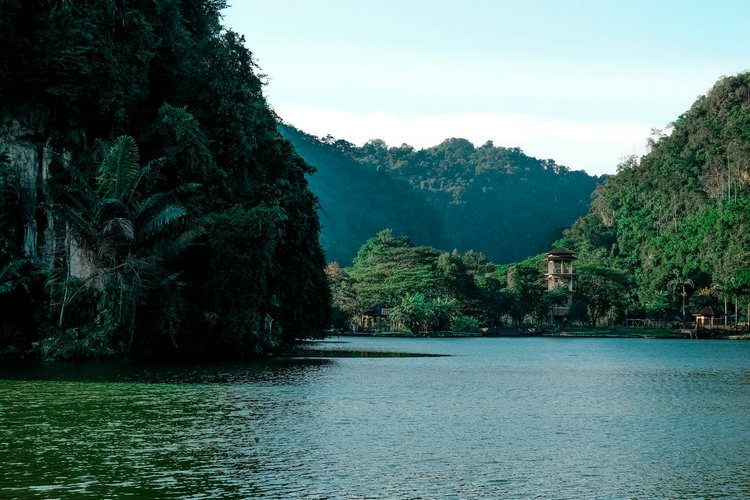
top-left (0, 110), bottom-right (93, 279)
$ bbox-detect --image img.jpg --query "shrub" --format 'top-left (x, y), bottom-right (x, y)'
top-left (451, 315), bottom-right (480, 333)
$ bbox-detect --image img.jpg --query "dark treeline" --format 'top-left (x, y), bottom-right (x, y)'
top-left (556, 73), bottom-right (750, 325)
top-left (0, 1), bottom-right (329, 360)
top-left (280, 124), bottom-right (601, 265)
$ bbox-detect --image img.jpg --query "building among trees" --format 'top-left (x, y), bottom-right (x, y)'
top-left (546, 248), bottom-right (577, 323)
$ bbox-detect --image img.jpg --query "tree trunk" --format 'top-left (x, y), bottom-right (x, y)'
top-left (725, 295), bottom-right (728, 326)
top-left (129, 293), bottom-right (136, 352)
top-left (58, 283), bottom-right (69, 328)
top-left (681, 287), bottom-right (686, 326)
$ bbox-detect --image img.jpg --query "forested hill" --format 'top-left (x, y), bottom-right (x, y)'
top-left (556, 73), bottom-right (750, 317)
top-left (0, 1), bottom-right (329, 359)
top-left (278, 125), bottom-right (445, 264)
top-left (280, 124), bottom-right (601, 264)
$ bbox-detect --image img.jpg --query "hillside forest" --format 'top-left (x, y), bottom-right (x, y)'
top-left (327, 74), bottom-right (750, 334)
top-left (0, 1), bottom-right (329, 360)
top-left (557, 73), bottom-right (750, 326)
top-left (2, 2), bottom-right (750, 357)
top-left (280, 124), bottom-right (600, 265)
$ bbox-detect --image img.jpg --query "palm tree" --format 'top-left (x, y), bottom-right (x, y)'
top-left (710, 282), bottom-right (728, 326)
top-left (668, 269), bottom-right (694, 326)
top-left (60, 136), bottom-right (202, 349)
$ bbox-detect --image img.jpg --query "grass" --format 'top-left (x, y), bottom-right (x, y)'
top-left (553, 327), bottom-right (679, 338)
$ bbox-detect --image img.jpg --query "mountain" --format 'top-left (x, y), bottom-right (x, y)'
top-left (280, 124), bottom-right (601, 265)
top-left (557, 73), bottom-right (750, 319)
top-left (279, 125), bottom-right (445, 264)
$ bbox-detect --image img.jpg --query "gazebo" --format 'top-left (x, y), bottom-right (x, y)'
top-left (693, 305), bottom-right (718, 329)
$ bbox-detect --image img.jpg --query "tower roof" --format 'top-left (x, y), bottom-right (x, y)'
top-left (546, 247), bottom-right (577, 259)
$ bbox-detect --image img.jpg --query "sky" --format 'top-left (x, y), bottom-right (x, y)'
top-left (223, 1), bottom-right (750, 176)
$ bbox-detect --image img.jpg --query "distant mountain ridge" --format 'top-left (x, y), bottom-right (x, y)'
top-left (280, 124), bottom-right (601, 264)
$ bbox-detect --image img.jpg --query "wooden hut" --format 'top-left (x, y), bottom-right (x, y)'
top-left (692, 305), bottom-right (718, 329)
top-left (360, 304), bottom-right (391, 329)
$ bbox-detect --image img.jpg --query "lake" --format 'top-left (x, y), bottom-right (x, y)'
top-left (1, 337), bottom-right (749, 498)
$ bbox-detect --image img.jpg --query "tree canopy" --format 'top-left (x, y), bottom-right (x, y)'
top-left (557, 73), bottom-right (750, 323)
top-left (280, 124), bottom-right (601, 265)
top-left (0, 1), bottom-right (329, 359)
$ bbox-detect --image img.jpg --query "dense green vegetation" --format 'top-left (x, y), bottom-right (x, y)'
top-left (4, 3), bottom-right (748, 353)
top-left (327, 229), bottom-right (569, 334)
top-left (556, 73), bottom-right (750, 326)
top-left (328, 74), bottom-right (750, 332)
top-left (280, 124), bottom-right (600, 265)
top-left (0, 1), bottom-right (329, 360)
top-left (278, 125), bottom-right (443, 265)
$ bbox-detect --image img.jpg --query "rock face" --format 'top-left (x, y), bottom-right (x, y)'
top-left (0, 110), bottom-right (93, 278)
top-left (0, 112), bottom-right (48, 263)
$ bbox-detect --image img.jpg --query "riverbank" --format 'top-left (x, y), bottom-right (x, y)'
top-left (337, 326), bottom-right (750, 340)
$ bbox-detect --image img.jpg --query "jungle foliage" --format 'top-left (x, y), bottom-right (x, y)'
top-left (0, 1), bottom-right (329, 359)
top-left (329, 74), bottom-right (750, 331)
top-left (280, 124), bottom-right (601, 265)
top-left (327, 229), bottom-right (567, 334)
top-left (557, 73), bottom-right (750, 324)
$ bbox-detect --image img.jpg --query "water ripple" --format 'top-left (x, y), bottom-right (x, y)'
top-left (1, 338), bottom-right (749, 498)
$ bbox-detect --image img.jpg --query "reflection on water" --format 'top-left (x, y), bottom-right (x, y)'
top-left (0, 358), bottom-right (332, 384)
top-left (1, 338), bottom-right (749, 498)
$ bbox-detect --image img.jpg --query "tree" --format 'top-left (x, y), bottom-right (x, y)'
top-left (538, 285), bottom-right (570, 322)
top-left (349, 232), bottom-right (444, 309)
top-left (60, 136), bottom-right (202, 351)
top-left (667, 269), bottom-right (695, 324)
top-left (388, 292), bottom-right (432, 334)
top-left (325, 262), bottom-right (358, 328)
top-left (647, 291), bottom-right (670, 322)
top-left (710, 282), bottom-right (728, 325)
top-left (574, 265), bottom-right (631, 327)
top-left (206, 204), bottom-right (286, 355)
top-left (388, 292), bottom-right (456, 334)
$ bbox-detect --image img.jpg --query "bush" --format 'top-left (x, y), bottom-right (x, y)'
top-left (450, 315), bottom-right (480, 333)
top-left (41, 325), bottom-right (120, 361)
top-left (388, 292), bottom-right (456, 333)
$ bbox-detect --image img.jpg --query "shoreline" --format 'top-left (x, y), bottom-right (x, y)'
top-left (332, 330), bottom-right (750, 340)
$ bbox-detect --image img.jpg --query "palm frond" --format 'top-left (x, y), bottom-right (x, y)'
top-left (141, 204), bottom-right (187, 241)
top-left (126, 160), bottom-right (157, 205)
top-left (97, 236), bottom-right (124, 266)
top-left (154, 226), bottom-right (206, 259)
top-left (98, 135), bottom-right (140, 198)
top-left (102, 217), bottom-right (135, 243)
top-left (64, 208), bottom-right (100, 251)
top-left (134, 192), bottom-right (169, 220)
top-left (170, 182), bottom-right (202, 196)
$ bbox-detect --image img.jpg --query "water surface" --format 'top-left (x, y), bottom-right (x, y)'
top-left (1, 338), bottom-right (749, 498)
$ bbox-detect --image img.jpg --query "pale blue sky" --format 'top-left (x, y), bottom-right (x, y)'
top-left (223, 1), bottom-right (750, 175)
